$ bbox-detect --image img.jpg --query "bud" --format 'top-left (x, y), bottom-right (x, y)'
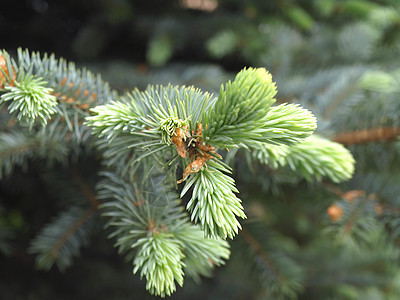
top-left (327, 204), bottom-right (343, 221)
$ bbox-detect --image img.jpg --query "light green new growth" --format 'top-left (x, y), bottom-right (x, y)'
top-left (132, 233), bottom-right (185, 297)
top-left (203, 68), bottom-right (317, 148)
top-left (253, 135), bottom-right (355, 182)
top-left (175, 224), bottom-right (230, 282)
top-left (98, 171), bottom-right (230, 297)
top-left (1, 74), bottom-right (57, 127)
top-left (87, 101), bottom-right (138, 140)
top-left (181, 162), bottom-right (246, 239)
top-left (159, 116), bottom-right (188, 144)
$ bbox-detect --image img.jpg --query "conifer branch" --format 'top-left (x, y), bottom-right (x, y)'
top-left (203, 68), bottom-right (317, 148)
top-left (241, 228), bottom-right (304, 299)
top-left (241, 228), bottom-right (280, 279)
top-left (325, 197), bottom-right (381, 248)
top-left (181, 162), bottom-right (246, 239)
top-left (0, 131), bottom-right (39, 178)
top-left (253, 135), bottom-right (355, 183)
top-left (29, 206), bottom-right (96, 272)
top-left (98, 170), bottom-right (230, 296)
top-left (47, 208), bottom-right (95, 261)
top-left (0, 47), bottom-right (362, 297)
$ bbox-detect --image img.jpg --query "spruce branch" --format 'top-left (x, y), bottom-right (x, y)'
top-left (203, 67), bottom-right (277, 147)
top-left (85, 100), bottom-right (139, 140)
top-left (15, 48), bottom-right (116, 108)
top-left (87, 67), bottom-right (319, 240)
top-left (132, 233), bottom-right (185, 297)
top-left (324, 197), bottom-right (382, 248)
top-left (253, 135), bottom-right (355, 183)
top-left (0, 74), bottom-right (57, 127)
top-left (181, 162), bottom-right (246, 239)
top-left (241, 228), bottom-right (304, 300)
top-left (203, 67), bottom-right (317, 148)
top-left (174, 224), bottom-right (230, 282)
top-left (29, 206), bottom-right (96, 272)
top-left (0, 130), bottom-right (37, 179)
top-left (97, 170), bottom-right (230, 296)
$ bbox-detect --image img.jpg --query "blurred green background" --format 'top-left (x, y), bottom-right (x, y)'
top-left (2, 0), bottom-right (400, 299)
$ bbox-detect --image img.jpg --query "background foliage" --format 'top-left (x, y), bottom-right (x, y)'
top-left (1, 0), bottom-right (400, 299)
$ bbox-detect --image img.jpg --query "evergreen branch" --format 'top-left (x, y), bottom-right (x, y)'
top-left (85, 100), bottom-right (140, 140)
top-left (0, 48), bottom-right (116, 137)
top-left (253, 135), bottom-right (355, 183)
top-left (29, 206), bottom-right (96, 272)
top-left (182, 162), bottom-right (246, 239)
top-left (174, 224), bottom-right (230, 282)
top-left (87, 84), bottom-right (215, 168)
top-left (258, 103), bottom-right (317, 146)
top-left (285, 136), bottom-right (355, 183)
top-left (1, 74), bottom-right (57, 127)
top-left (324, 198), bottom-right (381, 248)
top-left (16, 48), bottom-right (116, 107)
top-left (47, 209), bottom-right (94, 260)
top-left (203, 68), bottom-right (316, 148)
top-left (334, 127), bottom-right (400, 145)
top-left (98, 170), bottom-right (230, 296)
top-left (241, 228), bottom-right (304, 300)
top-left (203, 67), bottom-right (277, 147)
top-left (252, 141), bottom-right (290, 169)
top-left (0, 117), bottom-right (92, 179)
top-left (0, 130), bottom-right (38, 179)
top-left (132, 233), bottom-right (185, 297)
top-left (130, 84), bottom-right (215, 129)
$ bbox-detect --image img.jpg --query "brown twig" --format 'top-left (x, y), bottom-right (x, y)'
top-left (334, 127), bottom-right (400, 145)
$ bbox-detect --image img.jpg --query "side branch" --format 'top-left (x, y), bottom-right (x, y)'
top-left (49, 208), bottom-right (95, 258)
top-left (241, 228), bottom-right (281, 280)
top-left (71, 168), bottom-right (99, 209)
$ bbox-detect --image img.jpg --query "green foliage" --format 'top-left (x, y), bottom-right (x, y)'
top-left (182, 162), bottom-right (245, 239)
top-left (203, 67), bottom-right (317, 148)
top-left (0, 43), bottom-right (356, 298)
top-left (86, 101), bottom-right (138, 140)
top-left (29, 207), bottom-right (96, 272)
top-left (253, 135), bottom-right (355, 183)
top-left (98, 170), bottom-right (230, 296)
top-left (1, 74), bottom-right (57, 127)
top-left (174, 224), bottom-right (230, 282)
top-left (132, 233), bottom-right (185, 297)
top-left (87, 66), bottom-right (320, 241)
